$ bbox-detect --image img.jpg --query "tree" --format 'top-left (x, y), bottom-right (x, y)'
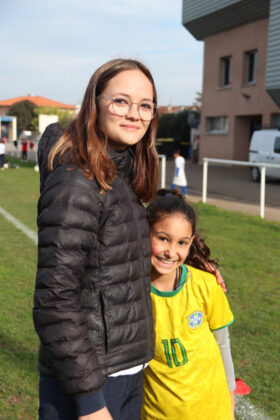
top-left (8, 100), bottom-right (35, 132)
top-left (156, 110), bottom-right (192, 158)
top-left (192, 91), bottom-right (202, 109)
top-left (30, 106), bottom-right (74, 130)
top-left (157, 113), bottom-right (174, 138)
top-left (157, 110), bottom-right (190, 140)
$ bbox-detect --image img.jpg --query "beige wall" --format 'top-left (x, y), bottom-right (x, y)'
top-left (9, 116), bottom-right (17, 140)
top-left (38, 114), bottom-right (59, 134)
top-left (200, 18), bottom-right (280, 161)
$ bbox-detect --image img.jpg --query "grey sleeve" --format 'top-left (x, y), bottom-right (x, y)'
top-left (213, 327), bottom-right (236, 392)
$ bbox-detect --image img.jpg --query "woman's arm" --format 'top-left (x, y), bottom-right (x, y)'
top-left (213, 267), bottom-right (227, 292)
top-left (33, 167), bottom-right (105, 413)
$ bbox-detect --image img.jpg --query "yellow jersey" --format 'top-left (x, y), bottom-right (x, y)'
top-left (142, 265), bottom-right (234, 420)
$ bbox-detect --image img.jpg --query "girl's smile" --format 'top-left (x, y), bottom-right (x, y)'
top-left (154, 256), bottom-right (179, 266)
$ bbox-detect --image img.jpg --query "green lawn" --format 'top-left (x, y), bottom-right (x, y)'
top-left (0, 159), bottom-right (279, 419)
top-left (0, 215), bottom-right (38, 420)
top-left (194, 202), bottom-right (279, 419)
top-left (0, 157), bottom-right (39, 231)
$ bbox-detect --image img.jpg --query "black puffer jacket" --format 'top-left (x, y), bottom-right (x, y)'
top-left (33, 123), bottom-right (154, 399)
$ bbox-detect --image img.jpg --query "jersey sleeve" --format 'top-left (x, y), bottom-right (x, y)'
top-left (202, 272), bottom-right (234, 331)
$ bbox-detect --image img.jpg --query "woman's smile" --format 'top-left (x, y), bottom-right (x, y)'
top-left (120, 124), bottom-right (140, 131)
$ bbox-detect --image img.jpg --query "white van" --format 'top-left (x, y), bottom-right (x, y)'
top-left (249, 129), bottom-right (280, 182)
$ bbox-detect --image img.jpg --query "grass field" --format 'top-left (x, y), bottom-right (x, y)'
top-left (0, 158), bottom-right (279, 419)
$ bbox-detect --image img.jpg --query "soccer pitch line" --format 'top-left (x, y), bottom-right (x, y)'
top-left (0, 207), bottom-right (275, 420)
top-left (235, 395), bottom-right (273, 420)
top-left (0, 205), bottom-right (37, 245)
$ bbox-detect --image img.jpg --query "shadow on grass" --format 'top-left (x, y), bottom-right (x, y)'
top-left (0, 330), bottom-right (38, 374)
top-left (6, 155), bottom-right (37, 169)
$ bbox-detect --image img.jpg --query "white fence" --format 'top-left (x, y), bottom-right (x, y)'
top-left (158, 154), bottom-right (166, 189)
top-left (6, 140), bottom-right (38, 162)
top-left (202, 158), bottom-right (280, 218)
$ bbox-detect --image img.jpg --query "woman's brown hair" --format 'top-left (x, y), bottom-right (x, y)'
top-left (49, 58), bottom-right (159, 202)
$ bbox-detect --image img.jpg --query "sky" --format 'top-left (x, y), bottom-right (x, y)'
top-left (1, 0), bottom-right (204, 107)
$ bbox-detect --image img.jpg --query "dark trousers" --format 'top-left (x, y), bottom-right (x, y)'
top-left (0, 154), bottom-right (4, 167)
top-left (39, 372), bottom-right (143, 420)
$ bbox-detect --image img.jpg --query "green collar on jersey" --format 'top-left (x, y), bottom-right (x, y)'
top-left (151, 264), bottom-right (189, 297)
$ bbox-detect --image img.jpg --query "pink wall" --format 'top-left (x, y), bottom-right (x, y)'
top-left (200, 18), bottom-right (280, 161)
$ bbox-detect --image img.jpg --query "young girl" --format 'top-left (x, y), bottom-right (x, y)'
top-left (33, 59), bottom-right (159, 420)
top-left (142, 189), bottom-right (236, 420)
top-left (171, 149), bottom-right (187, 196)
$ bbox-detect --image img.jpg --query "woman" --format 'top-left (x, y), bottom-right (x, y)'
top-left (33, 59), bottom-right (159, 420)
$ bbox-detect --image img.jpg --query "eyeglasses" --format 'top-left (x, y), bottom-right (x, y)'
top-left (98, 96), bottom-right (157, 121)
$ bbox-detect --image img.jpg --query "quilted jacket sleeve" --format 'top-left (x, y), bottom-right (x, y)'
top-left (37, 122), bottom-right (64, 193)
top-left (33, 165), bottom-right (105, 400)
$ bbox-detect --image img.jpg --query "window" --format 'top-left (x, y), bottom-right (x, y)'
top-left (221, 56), bottom-right (232, 87)
top-left (207, 117), bottom-right (228, 133)
top-left (271, 114), bottom-right (280, 129)
top-left (274, 137), bottom-right (280, 154)
top-left (244, 50), bottom-right (258, 84)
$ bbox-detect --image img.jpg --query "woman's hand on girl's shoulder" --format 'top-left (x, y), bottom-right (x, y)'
top-left (204, 262), bottom-right (227, 292)
top-left (79, 406), bottom-right (113, 420)
top-left (213, 268), bottom-right (227, 293)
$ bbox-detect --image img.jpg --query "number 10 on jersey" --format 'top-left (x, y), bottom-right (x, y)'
top-left (161, 338), bottom-right (188, 368)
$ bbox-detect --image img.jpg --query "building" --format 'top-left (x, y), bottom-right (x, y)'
top-left (0, 95), bottom-right (76, 116)
top-left (0, 95), bottom-right (77, 140)
top-left (182, 0), bottom-right (280, 161)
top-left (158, 105), bottom-right (200, 114)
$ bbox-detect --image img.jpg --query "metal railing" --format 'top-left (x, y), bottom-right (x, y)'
top-left (6, 140), bottom-right (38, 162)
top-left (202, 158), bottom-right (280, 218)
top-left (158, 154), bottom-right (166, 189)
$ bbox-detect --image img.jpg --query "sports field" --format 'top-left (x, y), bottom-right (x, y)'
top-left (0, 157), bottom-right (279, 419)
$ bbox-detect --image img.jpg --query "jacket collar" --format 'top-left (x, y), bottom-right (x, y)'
top-left (107, 147), bottom-right (134, 178)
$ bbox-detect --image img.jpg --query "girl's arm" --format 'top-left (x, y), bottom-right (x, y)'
top-left (213, 327), bottom-right (235, 419)
top-left (230, 391), bottom-right (235, 419)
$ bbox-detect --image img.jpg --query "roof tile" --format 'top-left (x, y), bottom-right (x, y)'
top-left (0, 95), bottom-right (76, 110)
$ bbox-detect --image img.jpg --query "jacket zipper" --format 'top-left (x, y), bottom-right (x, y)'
top-left (121, 177), bottom-right (153, 355)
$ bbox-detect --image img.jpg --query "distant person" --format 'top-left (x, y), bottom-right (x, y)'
top-left (171, 149), bottom-right (187, 195)
top-left (21, 138), bottom-right (28, 160)
top-left (0, 139), bottom-right (5, 168)
top-left (142, 189), bottom-right (235, 420)
top-left (29, 140), bottom-right (34, 151)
